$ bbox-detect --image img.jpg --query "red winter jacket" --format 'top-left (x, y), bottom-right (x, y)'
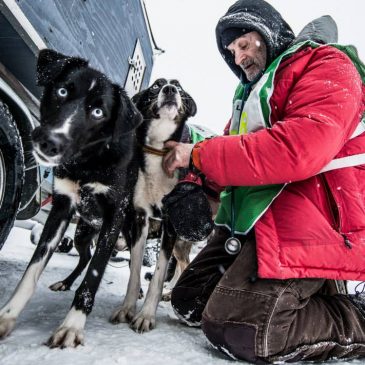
top-left (194, 45), bottom-right (365, 280)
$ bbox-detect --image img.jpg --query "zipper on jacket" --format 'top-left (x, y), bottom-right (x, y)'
top-left (341, 234), bottom-right (352, 249)
top-left (320, 175), bottom-right (339, 229)
top-left (320, 175), bottom-right (352, 249)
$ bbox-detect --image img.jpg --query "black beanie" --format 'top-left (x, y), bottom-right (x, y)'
top-left (221, 28), bottom-right (247, 48)
top-left (216, 0), bottom-right (295, 82)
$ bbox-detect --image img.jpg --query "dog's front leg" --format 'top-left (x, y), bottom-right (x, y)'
top-left (47, 204), bottom-right (125, 348)
top-left (130, 219), bottom-right (176, 333)
top-left (0, 195), bottom-right (73, 339)
top-left (110, 209), bottom-right (148, 324)
top-left (49, 219), bottom-right (97, 291)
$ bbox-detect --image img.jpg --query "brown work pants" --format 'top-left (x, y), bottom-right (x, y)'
top-left (171, 227), bottom-right (365, 363)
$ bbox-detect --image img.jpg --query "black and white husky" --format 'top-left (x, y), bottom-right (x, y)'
top-left (0, 49), bottom-right (142, 347)
top-left (109, 78), bottom-right (197, 332)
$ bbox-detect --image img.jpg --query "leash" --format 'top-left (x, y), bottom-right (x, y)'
top-left (17, 167), bottom-right (52, 212)
top-left (142, 144), bottom-right (169, 157)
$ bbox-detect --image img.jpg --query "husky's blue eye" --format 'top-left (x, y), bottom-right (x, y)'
top-left (152, 84), bottom-right (159, 90)
top-left (91, 108), bottom-right (104, 119)
top-left (57, 87), bottom-right (68, 98)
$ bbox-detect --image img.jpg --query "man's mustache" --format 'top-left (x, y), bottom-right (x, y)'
top-left (240, 59), bottom-right (254, 71)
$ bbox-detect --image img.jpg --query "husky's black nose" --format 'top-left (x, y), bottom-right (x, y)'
top-left (162, 85), bottom-right (177, 96)
top-left (32, 127), bottom-right (62, 157)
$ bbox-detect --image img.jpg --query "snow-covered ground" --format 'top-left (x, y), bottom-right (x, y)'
top-left (0, 227), bottom-right (234, 365)
top-left (0, 227), bottom-right (363, 365)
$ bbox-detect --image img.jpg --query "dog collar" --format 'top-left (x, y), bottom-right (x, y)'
top-left (142, 144), bottom-right (169, 157)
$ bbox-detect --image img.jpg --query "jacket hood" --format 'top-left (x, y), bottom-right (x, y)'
top-left (216, 0), bottom-right (295, 82)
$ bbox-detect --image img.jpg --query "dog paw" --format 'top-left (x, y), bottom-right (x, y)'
top-left (109, 305), bottom-right (136, 324)
top-left (0, 316), bottom-right (16, 339)
top-left (46, 326), bottom-right (84, 348)
top-left (130, 312), bottom-right (156, 333)
top-left (49, 281), bottom-right (71, 291)
top-left (161, 291), bottom-right (172, 302)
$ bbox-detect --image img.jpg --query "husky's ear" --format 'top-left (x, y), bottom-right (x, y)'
top-left (112, 85), bottom-right (143, 144)
top-left (37, 49), bottom-right (88, 86)
top-left (131, 89), bottom-right (147, 111)
top-left (132, 88), bottom-right (160, 119)
top-left (182, 91), bottom-right (197, 117)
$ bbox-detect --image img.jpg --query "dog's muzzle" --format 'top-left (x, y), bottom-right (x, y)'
top-left (32, 126), bottom-right (66, 162)
top-left (159, 84), bottom-right (181, 109)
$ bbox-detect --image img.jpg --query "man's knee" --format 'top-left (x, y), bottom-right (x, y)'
top-left (199, 283), bottom-right (274, 363)
top-left (201, 314), bottom-right (267, 364)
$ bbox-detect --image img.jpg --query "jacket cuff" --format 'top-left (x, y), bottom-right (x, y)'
top-left (190, 141), bottom-right (204, 172)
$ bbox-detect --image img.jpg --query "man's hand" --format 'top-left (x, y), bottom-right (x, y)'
top-left (163, 141), bottom-right (194, 178)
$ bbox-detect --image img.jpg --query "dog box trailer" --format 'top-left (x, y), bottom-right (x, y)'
top-left (0, 0), bottom-right (158, 249)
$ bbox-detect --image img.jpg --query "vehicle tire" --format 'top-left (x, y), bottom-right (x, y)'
top-left (0, 101), bottom-right (24, 249)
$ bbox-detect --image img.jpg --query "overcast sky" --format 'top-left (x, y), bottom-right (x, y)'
top-left (144, 0), bottom-right (365, 134)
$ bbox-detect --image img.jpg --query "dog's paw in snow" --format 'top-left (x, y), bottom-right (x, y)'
top-left (0, 316), bottom-right (16, 339)
top-left (47, 326), bottom-right (84, 348)
top-left (130, 312), bottom-right (156, 333)
top-left (110, 305), bottom-right (136, 324)
top-left (49, 281), bottom-right (71, 291)
top-left (46, 307), bottom-right (86, 348)
top-left (161, 291), bottom-right (172, 302)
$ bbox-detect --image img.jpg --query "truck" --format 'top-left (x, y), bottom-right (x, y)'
top-left (0, 0), bottom-right (158, 249)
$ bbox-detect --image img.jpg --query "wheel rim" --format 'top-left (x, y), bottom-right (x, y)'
top-left (0, 149), bottom-right (6, 208)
